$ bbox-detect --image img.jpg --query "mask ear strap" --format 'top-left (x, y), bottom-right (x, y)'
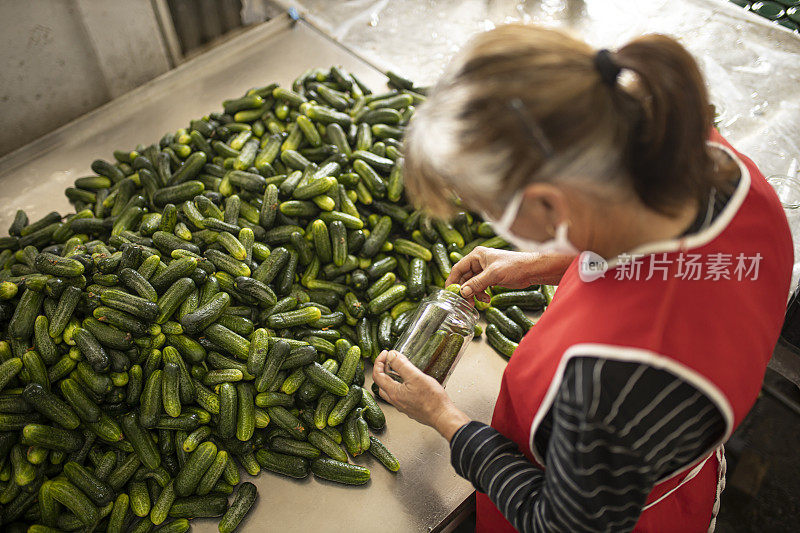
top-left (553, 220), bottom-right (571, 242)
top-left (496, 191), bottom-right (525, 231)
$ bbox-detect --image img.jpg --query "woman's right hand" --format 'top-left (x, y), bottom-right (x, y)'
top-left (446, 247), bottom-right (575, 302)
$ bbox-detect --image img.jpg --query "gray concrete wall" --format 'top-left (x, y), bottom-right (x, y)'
top-left (0, 0), bottom-right (173, 157)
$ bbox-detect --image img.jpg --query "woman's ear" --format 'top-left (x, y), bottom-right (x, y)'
top-left (514, 183), bottom-right (570, 238)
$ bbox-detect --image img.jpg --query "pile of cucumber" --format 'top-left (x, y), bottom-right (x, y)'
top-left (0, 65), bottom-right (548, 532)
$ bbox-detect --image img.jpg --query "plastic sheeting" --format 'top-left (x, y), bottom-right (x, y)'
top-left (292, 0), bottom-right (799, 177)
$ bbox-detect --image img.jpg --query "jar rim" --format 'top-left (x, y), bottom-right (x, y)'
top-left (432, 288), bottom-right (480, 323)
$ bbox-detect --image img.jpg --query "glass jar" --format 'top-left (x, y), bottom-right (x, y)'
top-left (388, 289), bottom-right (480, 386)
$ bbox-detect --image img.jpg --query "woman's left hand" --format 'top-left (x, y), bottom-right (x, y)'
top-left (372, 350), bottom-right (471, 441)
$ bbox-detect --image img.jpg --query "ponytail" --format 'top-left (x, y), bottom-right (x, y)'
top-left (402, 26), bottom-right (725, 218)
top-left (614, 35), bottom-right (717, 213)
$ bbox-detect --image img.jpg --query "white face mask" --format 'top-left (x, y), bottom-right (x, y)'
top-left (487, 190), bottom-right (579, 255)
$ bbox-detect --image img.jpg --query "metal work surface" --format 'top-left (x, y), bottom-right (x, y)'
top-left (0, 14), bottom-right (505, 533)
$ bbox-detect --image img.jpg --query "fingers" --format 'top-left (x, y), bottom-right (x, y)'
top-left (447, 250), bottom-right (484, 287)
top-left (372, 350), bottom-right (404, 401)
top-left (372, 354), bottom-right (385, 384)
top-left (460, 268), bottom-right (493, 299)
top-left (383, 350), bottom-right (421, 381)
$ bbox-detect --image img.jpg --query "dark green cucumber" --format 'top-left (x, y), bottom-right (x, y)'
top-left (8, 287), bottom-right (44, 339)
top-left (255, 340), bottom-right (290, 392)
top-left (168, 152), bottom-right (207, 186)
top-left (139, 369), bottom-right (162, 427)
top-left (490, 290), bottom-right (547, 311)
top-left (100, 289), bottom-right (159, 321)
top-left (310, 457), bottom-right (370, 485)
top-left (361, 215), bottom-right (392, 257)
top-left (153, 180), bottom-right (205, 206)
top-left (174, 441), bottom-right (217, 497)
top-left (48, 479), bottom-right (99, 527)
top-left (49, 285), bottom-right (82, 337)
top-left (267, 405), bottom-right (306, 440)
top-left (22, 383), bottom-right (80, 429)
top-left (156, 277), bottom-right (196, 324)
top-left (218, 382), bottom-right (237, 439)
top-left (270, 437), bottom-right (321, 459)
top-left (485, 324), bottom-right (519, 359)
top-left (82, 317), bottom-right (133, 350)
top-left (255, 449), bottom-right (309, 479)
top-left (180, 291), bottom-right (231, 334)
top-left (168, 494), bottom-right (228, 518)
top-left (368, 435), bottom-right (400, 472)
top-left (34, 252), bottom-right (84, 277)
top-left (73, 327), bottom-right (109, 372)
top-left (63, 460), bottom-right (114, 506)
top-left (360, 388), bottom-right (386, 429)
top-left (485, 306), bottom-right (525, 342)
top-left (505, 305), bottom-right (535, 332)
top-left (234, 276), bottom-right (277, 307)
top-left (21, 423), bottom-right (82, 451)
top-left (60, 377), bottom-right (100, 423)
top-left (304, 362), bottom-right (349, 396)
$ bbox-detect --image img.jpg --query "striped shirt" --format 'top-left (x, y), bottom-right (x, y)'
top-left (450, 357), bottom-right (726, 532)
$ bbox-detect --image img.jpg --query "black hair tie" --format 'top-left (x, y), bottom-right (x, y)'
top-left (595, 49), bottom-right (621, 87)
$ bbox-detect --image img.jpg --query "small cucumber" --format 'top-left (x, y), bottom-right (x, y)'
top-left (310, 457), bottom-right (370, 485)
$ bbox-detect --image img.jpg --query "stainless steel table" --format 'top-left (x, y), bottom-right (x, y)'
top-left (0, 14), bottom-right (506, 532)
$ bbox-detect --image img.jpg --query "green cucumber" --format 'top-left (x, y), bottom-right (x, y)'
top-left (174, 441), bottom-right (217, 497)
top-left (100, 289), bottom-right (159, 322)
top-left (310, 457), bottom-right (370, 485)
top-left (393, 239), bottom-right (432, 261)
top-left (270, 437), bottom-right (321, 459)
top-left (368, 435), bottom-right (400, 472)
top-left (34, 252), bottom-right (84, 277)
top-left (21, 423), bottom-right (82, 451)
top-left (327, 385), bottom-right (362, 427)
top-left (180, 291), bottom-right (230, 334)
top-left (156, 277), bottom-right (196, 324)
top-left (505, 305), bottom-right (535, 332)
top-left (168, 494), bottom-right (228, 518)
top-left (360, 388), bottom-right (386, 429)
top-left (63, 460), bottom-right (114, 506)
top-left (49, 479), bottom-right (99, 527)
top-left (485, 306), bottom-right (524, 342)
top-left (485, 324), bottom-right (519, 359)
top-left (267, 406), bottom-right (306, 440)
top-left (255, 449), bottom-right (309, 479)
top-left (427, 332), bottom-right (465, 382)
top-left (22, 383), bottom-right (80, 429)
top-left (236, 382), bottom-right (255, 441)
top-left (304, 362), bottom-right (349, 396)
top-left (368, 284), bottom-right (407, 315)
top-left (490, 290), bottom-right (547, 311)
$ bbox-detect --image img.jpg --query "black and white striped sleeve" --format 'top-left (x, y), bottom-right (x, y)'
top-left (449, 356), bottom-right (727, 532)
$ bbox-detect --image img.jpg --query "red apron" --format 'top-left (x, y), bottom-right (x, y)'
top-left (476, 136), bottom-right (793, 532)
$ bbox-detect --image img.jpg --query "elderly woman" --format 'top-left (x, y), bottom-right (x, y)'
top-left (372, 25), bottom-right (792, 532)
